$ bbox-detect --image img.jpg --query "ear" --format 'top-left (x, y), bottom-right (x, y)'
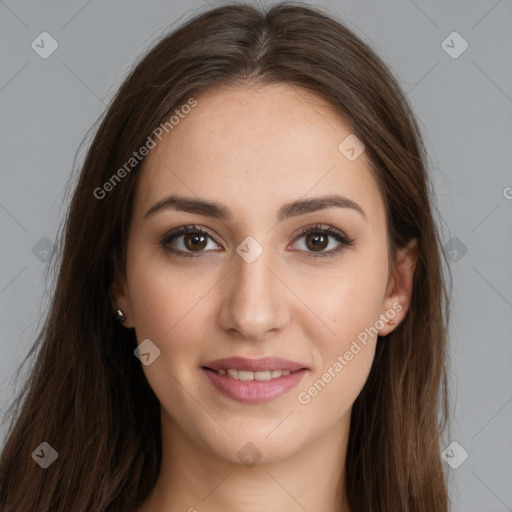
top-left (378, 238), bottom-right (418, 336)
top-left (110, 268), bottom-right (135, 328)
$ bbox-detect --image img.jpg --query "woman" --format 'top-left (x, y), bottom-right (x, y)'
top-left (0, 2), bottom-right (451, 511)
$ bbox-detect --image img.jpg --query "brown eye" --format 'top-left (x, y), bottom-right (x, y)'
top-left (160, 225), bottom-right (220, 258)
top-left (292, 224), bottom-right (354, 258)
top-left (183, 232), bottom-right (208, 251)
top-left (304, 232), bottom-right (329, 252)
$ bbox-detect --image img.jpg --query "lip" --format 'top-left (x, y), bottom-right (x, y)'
top-left (201, 356), bottom-right (309, 404)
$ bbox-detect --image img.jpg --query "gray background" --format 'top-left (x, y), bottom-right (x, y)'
top-left (1, 0), bottom-right (511, 510)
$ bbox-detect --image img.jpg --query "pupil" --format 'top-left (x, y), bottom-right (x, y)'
top-left (185, 233), bottom-right (207, 251)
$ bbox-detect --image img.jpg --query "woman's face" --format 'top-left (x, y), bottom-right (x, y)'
top-left (113, 83), bottom-right (414, 465)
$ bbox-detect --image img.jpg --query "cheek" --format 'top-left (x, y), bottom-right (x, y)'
top-left (126, 248), bottom-right (214, 341)
top-left (125, 253), bottom-right (223, 407)
top-left (303, 291), bottom-right (379, 407)
top-left (301, 256), bottom-right (388, 353)
top-left (296, 340), bottom-right (376, 426)
top-left (293, 253), bottom-right (387, 410)
top-left (294, 274), bottom-right (384, 417)
top-left (125, 259), bottom-right (213, 409)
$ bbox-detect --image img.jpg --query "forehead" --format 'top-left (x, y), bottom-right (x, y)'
top-left (134, 83), bottom-right (384, 226)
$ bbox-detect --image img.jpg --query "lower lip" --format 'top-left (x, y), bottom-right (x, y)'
top-left (202, 368), bottom-right (307, 403)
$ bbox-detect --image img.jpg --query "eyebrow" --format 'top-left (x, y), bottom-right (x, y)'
top-left (144, 193), bottom-right (367, 223)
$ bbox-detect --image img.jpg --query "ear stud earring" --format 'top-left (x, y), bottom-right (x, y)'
top-left (113, 309), bottom-right (126, 323)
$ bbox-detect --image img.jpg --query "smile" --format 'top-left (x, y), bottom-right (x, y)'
top-left (201, 356), bottom-right (309, 403)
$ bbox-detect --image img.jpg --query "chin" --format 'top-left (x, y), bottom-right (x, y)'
top-left (197, 421), bottom-right (310, 466)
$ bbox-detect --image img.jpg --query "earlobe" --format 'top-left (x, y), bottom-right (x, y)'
top-left (378, 238), bottom-right (418, 336)
top-left (110, 269), bottom-right (134, 328)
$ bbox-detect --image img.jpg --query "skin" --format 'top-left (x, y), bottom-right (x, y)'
top-left (112, 83), bottom-right (418, 512)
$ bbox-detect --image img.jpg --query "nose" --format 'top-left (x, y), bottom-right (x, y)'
top-left (218, 243), bottom-right (291, 342)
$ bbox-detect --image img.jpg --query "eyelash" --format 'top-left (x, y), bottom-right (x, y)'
top-left (160, 223), bottom-right (354, 259)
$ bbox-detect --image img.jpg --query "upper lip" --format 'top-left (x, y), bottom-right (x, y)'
top-left (202, 356), bottom-right (308, 372)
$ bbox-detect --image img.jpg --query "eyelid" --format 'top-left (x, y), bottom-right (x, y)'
top-left (292, 223), bottom-right (353, 244)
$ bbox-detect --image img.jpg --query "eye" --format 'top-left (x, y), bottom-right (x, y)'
top-left (160, 223), bottom-right (354, 259)
top-left (160, 224), bottom-right (220, 258)
top-left (290, 224), bottom-right (354, 258)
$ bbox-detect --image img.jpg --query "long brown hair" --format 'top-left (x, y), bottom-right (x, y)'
top-left (0, 2), bottom-right (451, 510)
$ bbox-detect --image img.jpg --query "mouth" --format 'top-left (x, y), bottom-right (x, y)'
top-left (201, 356), bottom-right (309, 403)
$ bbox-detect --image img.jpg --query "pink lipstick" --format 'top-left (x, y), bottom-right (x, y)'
top-left (202, 356), bottom-right (308, 403)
